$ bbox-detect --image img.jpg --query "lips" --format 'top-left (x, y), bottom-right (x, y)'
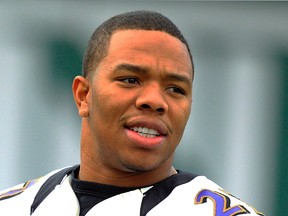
top-left (124, 118), bottom-right (168, 149)
top-left (129, 126), bottom-right (160, 138)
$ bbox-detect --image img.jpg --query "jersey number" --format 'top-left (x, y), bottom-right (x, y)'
top-left (195, 189), bottom-right (250, 216)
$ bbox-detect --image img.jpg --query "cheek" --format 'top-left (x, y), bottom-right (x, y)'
top-left (174, 100), bottom-right (191, 120)
top-left (90, 86), bottom-right (131, 127)
top-left (91, 92), bottom-right (117, 121)
top-left (88, 91), bottom-right (121, 149)
top-left (171, 102), bottom-right (191, 135)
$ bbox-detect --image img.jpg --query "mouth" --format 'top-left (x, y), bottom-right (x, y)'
top-left (124, 118), bottom-right (168, 148)
top-left (129, 126), bottom-right (160, 138)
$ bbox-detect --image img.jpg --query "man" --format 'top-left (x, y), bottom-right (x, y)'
top-left (0, 11), bottom-right (263, 215)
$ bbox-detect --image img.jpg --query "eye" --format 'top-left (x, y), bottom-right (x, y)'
top-left (118, 77), bottom-right (140, 85)
top-left (167, 86), bottom-right (186, 95)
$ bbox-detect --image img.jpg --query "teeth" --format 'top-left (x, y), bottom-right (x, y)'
top-left (130, 127), bottom-right (160, 137)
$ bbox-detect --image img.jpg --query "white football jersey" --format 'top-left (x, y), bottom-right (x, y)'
top-left (0, 165), bottom-right (264, 215)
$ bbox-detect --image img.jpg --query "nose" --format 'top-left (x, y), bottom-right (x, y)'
top-left (135, 84), bottom-right (168, 114)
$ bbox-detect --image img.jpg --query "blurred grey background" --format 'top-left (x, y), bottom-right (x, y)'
top-left (0, 2), bottom-right (287, 215)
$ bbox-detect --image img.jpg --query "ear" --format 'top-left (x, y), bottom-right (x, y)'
top-left (72, 76), bottom-right (90, 117)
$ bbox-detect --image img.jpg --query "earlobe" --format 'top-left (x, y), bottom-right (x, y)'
top-left (72, 76), bottom-right (90, 117)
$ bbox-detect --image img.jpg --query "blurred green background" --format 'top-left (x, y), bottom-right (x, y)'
top-left (0, 2), bottom-right (287, 215)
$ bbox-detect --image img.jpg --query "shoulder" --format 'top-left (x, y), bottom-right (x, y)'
top-left (191, 175), bottom-right (264, 215)
top-left (0, 166), bottom-right (75, 214)
top-left (0, 167), bottom-right (69, 201)
top-left (146, 171), bottom-right (265, 215)
top-left (0, 177), bottom-right (43, 201)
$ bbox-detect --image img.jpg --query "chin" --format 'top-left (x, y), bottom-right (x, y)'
top-left (123, 162), bottom-right (159, 173)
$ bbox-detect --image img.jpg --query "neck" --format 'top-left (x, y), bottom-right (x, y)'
top-left (78, 159), bottom-right (177, 187)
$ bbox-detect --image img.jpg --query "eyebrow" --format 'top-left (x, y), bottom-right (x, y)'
top-left (165, 73), bottom-right (192, 87)
top-left (114, 63), bottom-right (148, 74)
top-left (114, 63), bottom-right (192, 87)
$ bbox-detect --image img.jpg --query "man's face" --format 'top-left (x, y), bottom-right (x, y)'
top-left (83, 30), bottom-right (193, 173)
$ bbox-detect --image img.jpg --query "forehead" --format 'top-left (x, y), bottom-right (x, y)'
top-left (105, 30), bottom-right (193, 77)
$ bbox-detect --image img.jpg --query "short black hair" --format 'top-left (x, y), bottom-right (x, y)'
top-left (82, 10), bottom-right (193, 77)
